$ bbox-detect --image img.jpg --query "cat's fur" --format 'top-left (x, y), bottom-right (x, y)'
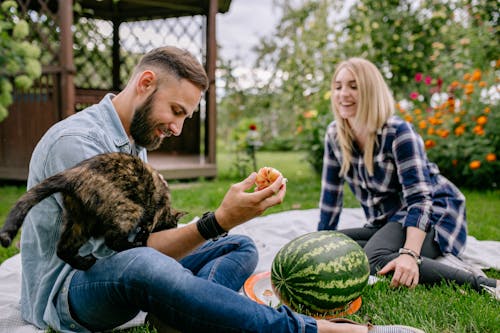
top-left (0, 152), bottom-right (184, 270)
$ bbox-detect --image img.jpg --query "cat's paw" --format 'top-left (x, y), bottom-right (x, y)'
top-left (62, 253), bottom-right (97, 271)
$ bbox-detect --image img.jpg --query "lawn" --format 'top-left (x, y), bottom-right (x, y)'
top-left (1, 151), bottom-right (499, 332)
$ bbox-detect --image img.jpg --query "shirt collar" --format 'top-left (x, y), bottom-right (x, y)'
top-left (97, 93), bottom-right (130, 148)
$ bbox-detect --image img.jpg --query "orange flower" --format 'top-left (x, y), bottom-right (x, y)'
top-left (464, 83), bottom-right (474, 95)
top-left (427, 127), bottom-right (435, 135)
top-left (473, 125), bottom-right (484, 135)
top-left (478, 81), bottom-right (487, 87)
top-left (452, 159), bottom-right (458, 166)
top-left (418, 120), bottom-right (427, 129)
top-left (404, 115), bottom-right (413, 123)
top-left (437, 129), bottom-right (449, 138)
top-left (476, 115), bottom-right (488, 125)
top-left (450, 81), bottom-right (460, 88)
top-left (469, 160), bottom-right (481, 170)
top-left (454, 126), bottom-right (465, 136)
top-left (470, 69), bottom-right (481, 82)
top-left (463, 73), bottom-right (471, 81)
top-left (303, 109), bottom-right (318, 119)
top-left (453, 116), bottom-right (461, 123)
top-left (486, 153), bottom-right (496, 162)
top-left (425, 139), bottom-right (436, 149)
top-left (484, 107), bottom-right (490, 114)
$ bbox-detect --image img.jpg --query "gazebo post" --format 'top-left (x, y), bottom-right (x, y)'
top-left (58, 0), bottom-right (75, 119)
top-left (205, 0), bottom-right (217, 165)
top-left (112, 18), bottom-right (121, 91)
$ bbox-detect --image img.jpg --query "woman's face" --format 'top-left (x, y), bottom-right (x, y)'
top-left (332, 67), bottom-right (358, 120)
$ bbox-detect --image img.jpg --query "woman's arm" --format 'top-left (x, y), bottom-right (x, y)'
top-left (378, 226), bottom-right (426, 288)
top-left (319, 128), bottom-right (345, 230)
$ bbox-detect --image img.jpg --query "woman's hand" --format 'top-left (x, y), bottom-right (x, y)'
top-left (378, 254), bottom-right (420, 288)
top-left (214, 172), bottom-right (286, 231)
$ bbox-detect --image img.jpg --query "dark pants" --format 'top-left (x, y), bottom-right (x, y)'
top-left (338, 222), bottom-right (496, 291)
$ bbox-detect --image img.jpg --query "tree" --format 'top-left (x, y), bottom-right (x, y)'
top-left (243, 0), bottom-right (498, 180)
top-left (0, 1), bottom-right (42, 122)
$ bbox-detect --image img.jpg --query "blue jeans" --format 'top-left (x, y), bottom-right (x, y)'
top-left (66, 235), bottom-right (317, 333)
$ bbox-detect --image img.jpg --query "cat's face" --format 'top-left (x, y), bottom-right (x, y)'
top-left (148, 168), bottom-right (185, 232)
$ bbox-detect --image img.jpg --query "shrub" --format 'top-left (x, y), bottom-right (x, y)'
top-left (296, 92), bottom-right (333, 175)
top-left (0, 1), bottom-right (42, 121)
top-left (397, 60), bottom-right (499, 189)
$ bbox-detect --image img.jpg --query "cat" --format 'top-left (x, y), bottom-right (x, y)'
top-left (0, 152), bottom-right (185, 270)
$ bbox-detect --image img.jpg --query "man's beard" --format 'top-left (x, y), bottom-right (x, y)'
top-left (130, 90), bottom-right (170, 151)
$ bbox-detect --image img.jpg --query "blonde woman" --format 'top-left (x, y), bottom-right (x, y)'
top-left (319, 58), bottom-right (499, 297)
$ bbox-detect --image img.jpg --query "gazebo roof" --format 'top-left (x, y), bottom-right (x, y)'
top-left (27, 0), bottom-right (232, 21)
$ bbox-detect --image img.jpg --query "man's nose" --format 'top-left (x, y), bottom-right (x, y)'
top-left (169, 120), bottom-right (184, 136)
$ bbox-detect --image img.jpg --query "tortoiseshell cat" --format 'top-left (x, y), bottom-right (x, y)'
top-left (0, 152), bottom-right (184, 270)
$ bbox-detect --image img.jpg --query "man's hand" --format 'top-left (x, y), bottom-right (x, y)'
top-left (378, 254), bottom-right (420, 288)
top-left (215, 172), bottom-right (286, 231)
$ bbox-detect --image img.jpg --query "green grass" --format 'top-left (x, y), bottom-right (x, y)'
top-left (1, 151), bottom-right (499, 332)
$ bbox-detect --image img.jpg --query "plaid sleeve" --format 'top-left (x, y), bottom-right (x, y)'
top-left (318, 126), bottom-right (344, 230)
top-left (392, 121), bottom-right (434, 231)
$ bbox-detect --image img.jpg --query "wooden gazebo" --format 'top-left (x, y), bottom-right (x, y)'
top-left (0, 0), bottom-right (231, 181)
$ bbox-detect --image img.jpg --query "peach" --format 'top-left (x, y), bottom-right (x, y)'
top-left (255, 167), bottom-right (283, 191)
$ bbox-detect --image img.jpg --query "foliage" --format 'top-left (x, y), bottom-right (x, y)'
top-left (296, 93), bottom-right (332, 174)
top-left (217, 0), bottom-right (499, 177)
top-left (225, 119), bottom-right (262, 178)
top-left (0, 0), bottom-right (42, 122)
top-left (342, 0), bottom-right (498, 99)
top-left (254, 0), bottom-right (341, 155)
top-left (397, 61), bottom-right (500, 189)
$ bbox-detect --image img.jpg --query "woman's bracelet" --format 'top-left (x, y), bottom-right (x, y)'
top-left (398, 247), bottom-right (422, 265)
top-left (196, 212), bottom-right (228, 241)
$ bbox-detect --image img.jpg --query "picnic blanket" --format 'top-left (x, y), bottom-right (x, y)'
top-left (1, 208), bottom-right (499, 332)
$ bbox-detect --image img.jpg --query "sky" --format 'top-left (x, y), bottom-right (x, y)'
top-left (217, 0), bottom-right (281, 65)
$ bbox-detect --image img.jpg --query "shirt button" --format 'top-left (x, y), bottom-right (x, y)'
top-left (62, 287), bottom-right (67, 293)
top-left (70, 324), bottom-right (76, 328)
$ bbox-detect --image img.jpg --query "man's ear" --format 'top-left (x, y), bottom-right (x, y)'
top-left (136, 70), bottom-right (156, 94)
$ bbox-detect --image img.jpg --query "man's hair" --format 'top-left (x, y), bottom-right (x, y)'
top-left (134, 46), bottom-right (209, 91)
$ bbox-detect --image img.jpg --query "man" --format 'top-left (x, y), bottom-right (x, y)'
top-left (20, 46), bottom-right (422, 333)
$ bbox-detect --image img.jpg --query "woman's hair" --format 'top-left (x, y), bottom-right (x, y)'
top-left (134, 46), bottom-right (209, 91)
top-left (330, 57), bottom-right (394, 176)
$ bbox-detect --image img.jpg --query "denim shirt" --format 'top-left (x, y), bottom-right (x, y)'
top-left (20, 94), bottom-right (147, 332)
top-left (319, 116), bottom-right (467, 256)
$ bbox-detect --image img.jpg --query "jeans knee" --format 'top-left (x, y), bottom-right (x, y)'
top-left (229, 234), bottom-right (258, 272)
top-left (120, 247), bottom-right (185, 284)
top-left (234, 234), bottom-right (257, 253)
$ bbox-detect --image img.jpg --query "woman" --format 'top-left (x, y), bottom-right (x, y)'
top-left (318, 57), bottom-right (499, 296)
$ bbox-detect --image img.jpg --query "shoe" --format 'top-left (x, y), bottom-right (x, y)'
top-left (328, 318), bottom-right (425, 333)
top-left (481, 283), bottom-right (500, 300)
top-left (145, 313), bottom-right (181, 333)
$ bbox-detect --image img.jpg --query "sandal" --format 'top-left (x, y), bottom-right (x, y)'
top-left (328, 318), bottom-right (425, 333)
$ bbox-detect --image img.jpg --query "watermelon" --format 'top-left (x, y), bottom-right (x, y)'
top-left (270, 231), bottom-right (369, 314)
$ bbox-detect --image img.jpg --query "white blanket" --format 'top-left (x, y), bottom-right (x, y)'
top-left (1, 208), bottom-right (499, 332)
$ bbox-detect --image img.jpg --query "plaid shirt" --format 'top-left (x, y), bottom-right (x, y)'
top-left (319, 116), bottom-right (467, 256)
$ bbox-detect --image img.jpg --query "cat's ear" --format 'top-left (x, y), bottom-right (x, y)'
top-left (172, 209), bottom-right (188, 220)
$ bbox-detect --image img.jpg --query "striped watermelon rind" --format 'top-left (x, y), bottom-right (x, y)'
top-left (270, 231), bottom-right (369, 314)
